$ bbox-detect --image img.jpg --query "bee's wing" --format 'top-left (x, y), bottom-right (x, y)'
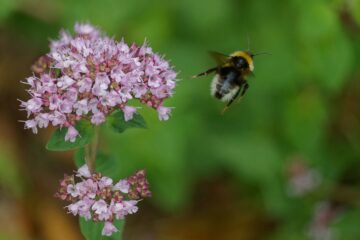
top-left (208, 51), bottom-right (230, 65)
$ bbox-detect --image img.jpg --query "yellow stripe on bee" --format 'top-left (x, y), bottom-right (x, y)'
top-left (230, 51), bottom-right (254, 71)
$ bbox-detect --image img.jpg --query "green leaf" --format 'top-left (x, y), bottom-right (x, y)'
top-left (331, 209), bottom-right (360, 239)
top-left (79, 218), bottom-right (125, 240)
top-left (0, 0), bottom-right (16, 23)
top-left (108, 110), bottom-right (147, 134)
top-left (283, 90), bottom-right (327, 155)
top-left (79, 218), bottom-right (103, 240)
top-left (46, 120), bottom-right (94, 151)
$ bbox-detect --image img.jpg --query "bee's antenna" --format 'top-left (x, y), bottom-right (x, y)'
top-left (252, 52), bottom-right (271, 57)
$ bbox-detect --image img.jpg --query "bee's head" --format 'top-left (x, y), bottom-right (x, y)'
top-left (230, 51), bottom-right (254, 73)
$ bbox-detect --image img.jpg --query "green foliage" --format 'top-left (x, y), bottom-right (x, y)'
top-left (0, 147), bottom-right (23, 197)
top-left (79, 218), bottom-right (125, 240)
top-left (0, 0), bottom-right (16, 23)
top-left (283, 89), bottom-right (328, 155)
top-left (108, 110), bottom-right (147, 134)
top-left (347, 0), bottom-right (360, 26)
top-left (332, 209), bottom-right (360, 239)
top-left (46, 120), bottom-right (94, 151)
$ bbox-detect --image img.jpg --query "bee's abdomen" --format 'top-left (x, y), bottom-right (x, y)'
top-left (214, 91), bottom-right (223, 99)
top-left (211, 74), bottom-right (239, 102)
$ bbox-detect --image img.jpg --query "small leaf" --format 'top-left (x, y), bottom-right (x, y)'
top-left (79, 218), bottom-right (103, 240)
top-left (79, 218), bottom-right (125, 240)
top-left (46, 120), bottom-right (94, 151)
top-left (110, 220), bottom-right (125, 240)
top-left (109, 110), bottom-right (147, 133)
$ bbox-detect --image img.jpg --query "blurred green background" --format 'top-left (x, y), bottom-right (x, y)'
top-left (1, 0), bottom-right (360, 239)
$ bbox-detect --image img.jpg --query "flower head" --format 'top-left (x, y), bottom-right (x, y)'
top-left (286, 158), bottom-right (322, 197)
top-left (55, 164), bottom-right (151, 237)
top-left (20, 23), bottom-right (177, 141)
top-left (102, 222), bottom-right (118, 236)
top-left (308, 201), bottom-right (340, 240)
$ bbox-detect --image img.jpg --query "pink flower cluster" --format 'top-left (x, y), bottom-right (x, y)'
top-left (20, 23), bottom-right (177, 141)
top-left (308, 202), bottom-right (339, 240)
top-left (55, 165), bottom-right (151, 237)
top-left (286, 158), bottom-right (322, 197)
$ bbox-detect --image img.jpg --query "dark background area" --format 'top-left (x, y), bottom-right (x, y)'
top-left (0, 0), bottom-right (360, 239)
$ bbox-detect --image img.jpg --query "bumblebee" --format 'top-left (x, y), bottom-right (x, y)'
top-left (193, 51), bottom-right (257, 112)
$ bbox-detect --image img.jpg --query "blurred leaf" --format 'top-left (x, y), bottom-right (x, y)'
top-left (108, 110), bottom-right (147, 134)
top-left (348, 0), bottom-right (360, 26)
top-left (218, 135), bottom-right (289, 215)
top-left (283, 89), bottom-right (327, 155)
top-left (79, 218), bottom-right (125, 240)
top-left (295, 2), bottom-right (353, 92)
top-left (0, 147), bottom-right (23, 197)
top-left (174, 0), bottom-right (231, 35)
top-left (60, 0), bottom-right (150, 34)
top-left (131, 6), bottom-right (171, 47)
top-left (0, 0), bottom-right (16, 23)
top-left (46, 120), bottom-right (94, 151)
top-left (331, 210), bottom-right (360, 239)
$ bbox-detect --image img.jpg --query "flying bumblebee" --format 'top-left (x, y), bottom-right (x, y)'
top-left (193, 50), bottom-right (261, 112)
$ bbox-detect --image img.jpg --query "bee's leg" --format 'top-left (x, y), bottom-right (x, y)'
top-left (240, 82), bottom-right (249, 96)
top-left (192, 67), bottom-right (217, 78)
top-left (221, 88), bottom-right (241, 114)
top-left (235, 82), bottom-right (249, 104)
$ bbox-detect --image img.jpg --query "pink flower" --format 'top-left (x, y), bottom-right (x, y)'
top-left (74, 99), bottom-right (89, 116)
top-left (113, 180), bottom-right (130, 193)
top-left (65, 126), bottom-right (79, 142)
top-left (287, 159), bottom-right (322, 197)
top-left (56, 167), bottom-right (151, 237)
top-left (57, 75), bottom-right (75, 90)
top-left (67, 202), bottom-right (80, 215)
top-left (157, 106), bottom-right (171, 121)
top-left (78, 78), bottom-right (93, 93)
top-left (35, 113), bottom-right (50, 128)
top-left (49, 95), bottom-right (61, 110)
top-left (59, 100), bottom-right (73, 113)
top-left (49, 111), bottom-right (66, 126)
top-left (111, 201), bottom-right (126, 219)
top-left (22, 97), bottom-right (42, 114)
top-left (92, 199), bottom-right (108, 215)
top-left (122, 106), bottom-right (137, 121)
top-left (98, 176), bottom-right (113, 189)
top-left (67, 184), bottom-right (80, 197)
top-left (77, 198), bottom-right (93, 220)
top-left (24, 119), bottom-right (38, 134)
top-left (91, 112), bottom-right (105, 125)
top-left (20, 23), bottom-right (177, 141)
top-left (308, 201), bottom-right (339, 240)
top-left (102, 222), bottom-right (118, 236)
top-left (74, 22), bottom-right (100, 39)
top-left (77, 164), bottom-right (91, 178)
top-left (123, 200), bottom-right (138, 214)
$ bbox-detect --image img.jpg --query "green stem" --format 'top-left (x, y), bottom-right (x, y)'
top-left (85, 126), bottom-right (100, 172)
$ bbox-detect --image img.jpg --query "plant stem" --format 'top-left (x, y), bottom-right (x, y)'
top-left (85, 126), bottom-right (100, 172)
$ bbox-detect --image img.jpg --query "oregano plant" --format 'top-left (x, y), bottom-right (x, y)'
top-left (19, 23), bottom-right (177, 239)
